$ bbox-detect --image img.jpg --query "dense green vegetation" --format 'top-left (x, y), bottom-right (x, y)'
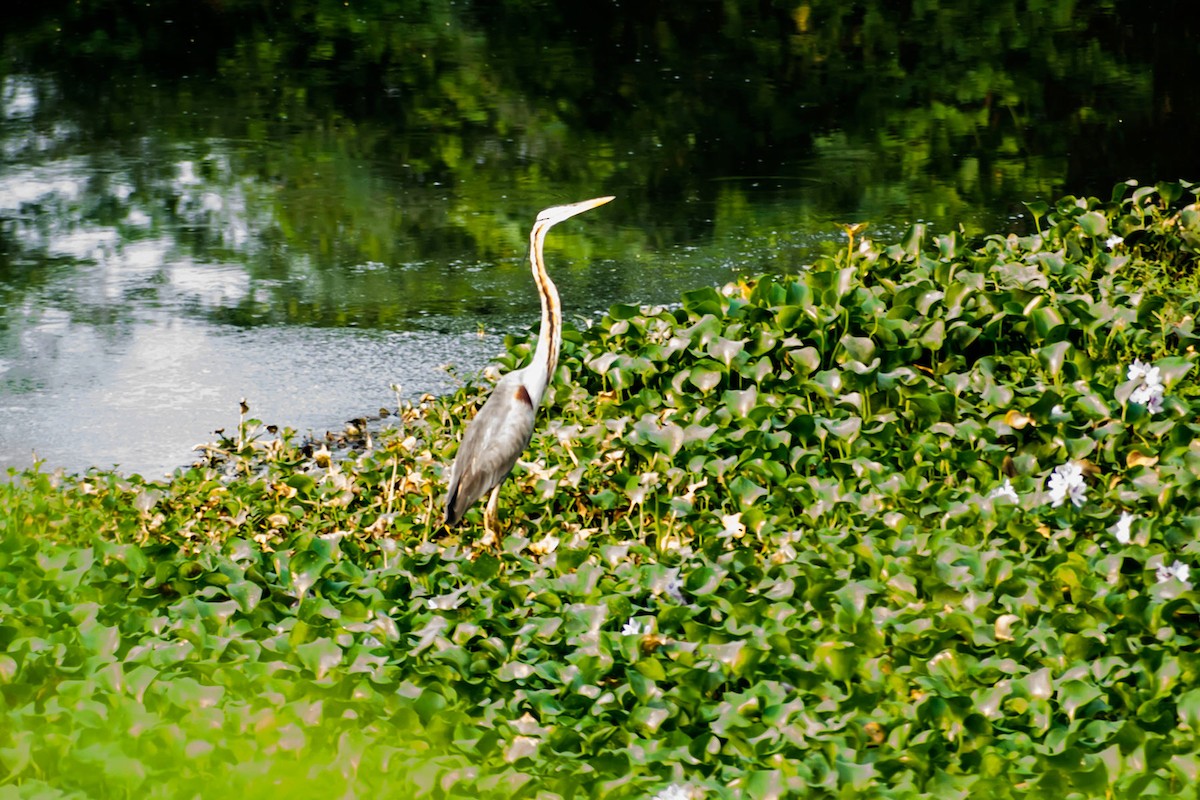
top-left (3, 181), bottom-right (1200, 798)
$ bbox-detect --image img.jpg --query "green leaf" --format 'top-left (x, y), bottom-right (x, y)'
top-left (295, 638), bottom-right (343, 679)
top-left (285, 473), bottom-right (317, 495)
top-left (681, 287), bottom-right (724, 316)
top-left (497, 661), bottom-right (535, 682)
top-left (688, 365), bottom-right (722, 392)
top-left (839, 334), bottom-right (876, 363)
top-left (161, 677), bottom-right (225, 710)
top-left (1178, 688), bottom-right (1200, 731)
top-left (730, 475), bottom-right (768, 509)
top-left (708, 337), bottom-right (745, 367)
top-left (790, 346), bottom-right (821, 375)
top-left (228, 580), bottom-right (264, 613)
top-left (629, 705), bottom-right (669, 734)
top-left (686, 566), bottom-right (725, 596)
top-left (1154, 356), bottom-right (1195, 388)
top-left (1077, 210), bottom-right (1108, 237)
top-left (1058, 679), bottom-right (1102, 721)
top-left (917, 319), bottom-right (945, 350)
top-left (723, 387), bottom-right (757, 418)
top-left (608, 303), bottom-right (640, 320)
top-left (1023, 200), bottom-right (1050, 220)
top-left (775, 305), bottom-right (811, 331)
top-left (1157, 181), bottom-right (1183, 204)
top-left (1038, 340), bottom-right (1073, 378)
top-left (813, 642), bottom-right (855, 681)
top-left (0, 655), bottom-right (18, 683)
top-left (1028, 306), bottom-right (1066, 341)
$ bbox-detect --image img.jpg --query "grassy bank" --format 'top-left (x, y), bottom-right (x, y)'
top-left (2, 181), bottom-right (1200, 799)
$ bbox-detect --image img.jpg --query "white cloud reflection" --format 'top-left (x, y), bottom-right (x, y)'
top-left (2, 75), bottom-right (38, 119)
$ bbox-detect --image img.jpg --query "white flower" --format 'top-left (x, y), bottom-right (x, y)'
top-left (718, 512), bottom-right (746, 539)
top-left (1148, 392), bottom-right (1164, 415)
top-left (1127, 359), bottom-right (1165, 414)
top-left (621, 619), bottom-right (645, 636)
top-left (990, 478), bottom-right (1019, 503)
top-left (1105, 235), bottom-right (1124, 250)
top-left (1156, 560), bottom-right (1192, 587)
top-left (1047, 461), bottom-right (1087, 508)
top-left (1131, 382), bottom-right (1164, 413)
top-left (651, 785), bottom-right (691, 800)
top-left (1111, 511), bottom-right (1134, 545)
top-left (1127, 358), bottom-right (1158, 384)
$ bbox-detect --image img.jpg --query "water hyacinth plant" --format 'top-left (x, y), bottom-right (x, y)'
top-left (1127, 358), bottom-right (1166, 413)
top-left (1, 181), bottom-right (1200, 799)
top-left (1047, 461), bottom-right (1088, 508)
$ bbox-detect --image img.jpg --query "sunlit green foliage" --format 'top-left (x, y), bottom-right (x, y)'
top-left (2, 181), bottom-right (1200, 798)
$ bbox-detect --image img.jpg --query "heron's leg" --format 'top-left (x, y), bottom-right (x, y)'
top-left (480, 485), bottom-right (502, 549)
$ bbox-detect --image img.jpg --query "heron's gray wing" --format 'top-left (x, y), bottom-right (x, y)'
top-left (444, 375), bottom-right (537, 525)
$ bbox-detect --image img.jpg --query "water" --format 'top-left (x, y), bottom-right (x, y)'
top-left (2, 1), bottom-right (1195, 477)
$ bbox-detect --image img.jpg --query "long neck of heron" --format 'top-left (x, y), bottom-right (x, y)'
top-left (527, 222), bottom-right (561, 404)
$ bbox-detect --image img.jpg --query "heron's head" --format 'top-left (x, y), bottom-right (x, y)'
top-left (536, 195), bottom-right (615, 229)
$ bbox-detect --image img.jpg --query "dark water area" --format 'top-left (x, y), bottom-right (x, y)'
top-left (1, 0), bottom-right (1197, 477)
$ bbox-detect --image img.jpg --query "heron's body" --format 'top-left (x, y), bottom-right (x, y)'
top-left (444, 196), bottom-right (614, 534)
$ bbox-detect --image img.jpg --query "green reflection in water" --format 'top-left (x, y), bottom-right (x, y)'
top-left (0, 0), bottom-right (1193, 474)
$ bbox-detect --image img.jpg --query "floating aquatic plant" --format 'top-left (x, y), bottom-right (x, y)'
top-left (1047, 461), bottom-right (1088, 508)
top-left (1, 180), bottom-right (1199, 799)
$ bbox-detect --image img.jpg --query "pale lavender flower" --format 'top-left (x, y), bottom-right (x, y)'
top-left (1105, 235), bottom-right (1124, 250)
top-left (1131, 381), bottom-right (1164, 414)
top-left (1047, 461), bottom-right (1087, 508)
top-left (664, 569), bottom-right (685, 602)
top-left (1156, 560), bottom-right (1191, 587)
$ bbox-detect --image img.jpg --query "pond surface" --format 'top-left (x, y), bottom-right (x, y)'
top-left (1, 0), bottom-right (1196, 478)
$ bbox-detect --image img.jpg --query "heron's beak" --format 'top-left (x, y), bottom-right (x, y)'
top-left (569, 195), bottom-right (616, 214)
top-left (540, 196), bottom-right (615, 226)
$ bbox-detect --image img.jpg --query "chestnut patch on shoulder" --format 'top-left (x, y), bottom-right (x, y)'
top-left (514, 385), bottom-right (534, 408)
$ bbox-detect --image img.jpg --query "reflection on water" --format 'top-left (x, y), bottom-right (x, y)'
top-left (0, 87), bottom-right (833, 477)
top-left (0, 122), bottom-right (501, 475)
top-left (1, 1), bottom-right (1193, 477)
top-left (0, 316), bottom-right (490, 477)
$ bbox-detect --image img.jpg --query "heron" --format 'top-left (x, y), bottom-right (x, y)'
top-left (444, 195), bottom-right (615, 540)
